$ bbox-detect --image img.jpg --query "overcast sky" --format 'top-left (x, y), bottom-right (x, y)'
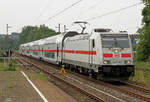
top-left (0, 0), bottom-right (144, 34)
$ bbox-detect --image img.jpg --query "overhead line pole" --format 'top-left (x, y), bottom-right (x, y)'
top-left (6, 24), bottom-right (11, 36)
top-left (6, 24), bottom-right (9, 36)
top-left (58, 24), bottom-right (60, 33)
top-left (64, 25), bottom-right (66, 33)
top-left (56, 23), bottom-right (61, 33)
top-left (6, 24), bottom-right (11, 61)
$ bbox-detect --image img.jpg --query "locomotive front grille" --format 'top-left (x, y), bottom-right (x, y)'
top-left (102, 65), bottom-right (134, 77)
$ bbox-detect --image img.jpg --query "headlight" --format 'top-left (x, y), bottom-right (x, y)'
top-left (125, 60), bottom-right (131, 64)
top-left (127, 60), bottom-right (131, 64)
top-left (115, 49), bottom-right (118, 53)
top-left (103, 60), bottom-right (110, 64)
top-left (104, 60), bottom-right (107, 64)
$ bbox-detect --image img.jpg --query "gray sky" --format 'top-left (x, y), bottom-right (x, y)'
top-left (0, 0), bottom-right (144, 34)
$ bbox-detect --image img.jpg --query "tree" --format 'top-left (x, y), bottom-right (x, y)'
top-left (0, 25), bottom-right (58, 50)
top-left (136, 0), bottom-right (150, 61)
top-left (17, 25), bottom-right (59, 47)
top-left (0, 36), bottom-right (16, 50)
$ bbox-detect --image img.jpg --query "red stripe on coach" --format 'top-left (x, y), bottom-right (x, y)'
top-left (23, 49), bottom-right (96, 55)
top-left (76, 51), bottom-right (96, 55)
top-left (43, 50), bottom-right (57, 52)
top-left (63, 50), bottom-right (75, 53)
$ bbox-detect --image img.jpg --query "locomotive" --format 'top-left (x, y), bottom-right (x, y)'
top-left (19, 28), bottom-right (134, 81)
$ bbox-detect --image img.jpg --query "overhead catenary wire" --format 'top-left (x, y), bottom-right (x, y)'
top-left (43, 0), bottom-right (83, 24)
top-left (31, 0), bottom-right (53, 25)
top-left (16, 27), bottom-right (23, 33)
top-left (16, 1), bottom-right (142, 33)
top-left (85, 2), bottom-right (142, 21)
top-left (76, 0), bottom-right (105, 19)
top-left (16, 0), bottom-right (51, 32)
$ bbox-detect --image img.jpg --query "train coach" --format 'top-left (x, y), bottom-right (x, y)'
top-left (19, 28), bottom-right (134, 81)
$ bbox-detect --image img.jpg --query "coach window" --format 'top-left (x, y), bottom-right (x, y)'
top-left (44, 52), bottom-right (55, 59)
top-left (57, 47), bottom-right (59, 57)
top-left (92, 39), bottom-right (95, 48)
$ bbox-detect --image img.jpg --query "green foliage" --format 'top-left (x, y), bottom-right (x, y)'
top-left (0, 54), bottom-right (3, 62)
top-left (135, 61), bottom-right (150, 68)
top-left (18, 25), bottom-right (58, 45)
top-left (136, 27), bottom-right (150, 61)
top-left (136, 0), bottom-right (150, 61)
top-left (5, 60), bottom-right (16, 71)
top-left (132, 45), bottom-right (137, 51)
top-left (0, 59), bottom-right (16, 71)
top-left (36, 73), bottom-right (47, 80)
top-left (0, 36), bottom-right (16, 50)
top-left (0, 25), bottom-right (58, 50)
top-left (130, 70), bottom-right (150, 87)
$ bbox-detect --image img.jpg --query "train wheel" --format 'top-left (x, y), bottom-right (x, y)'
top-left (96, 73), bottom-right (103, 80)
top-left (88, 69), bottom-right (93, 78)
top-left (70, 67), bottom-right (75, 72)
top-left (89, 73), bottom-right (92, 78)
top-left (79, 67), bottom-right (83, 73)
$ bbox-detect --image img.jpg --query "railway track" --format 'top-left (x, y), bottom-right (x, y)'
top-left (15, 54), bottom-right (131, 102)
top-left (15, 55), bottom-right (106, 102)
top-left (136, 68), bottom-right (150, 73)
top-left (121, 81), bottom-right (150, 93)
top-left (68, 70), bottom-right (150, 102)
top-left (15, 54), bottom-right (150, 102)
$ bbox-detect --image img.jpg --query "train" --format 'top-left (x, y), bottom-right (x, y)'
top-left (19, 28), bottom-right (134, 81)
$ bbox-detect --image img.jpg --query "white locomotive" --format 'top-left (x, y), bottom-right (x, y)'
top-left (19, 28), bottom-right (134, 81)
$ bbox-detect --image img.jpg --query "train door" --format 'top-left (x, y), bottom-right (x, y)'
top-left (42, 46), bottom-right (44, 58)
top-left (89, 39), bottom-right (95, 64)
top-left (57, 44), bottom-right (59, 61)
top-left (38, 45), bottom-right (40, 58)
top-left (57, 44), bottom-right (62, 63)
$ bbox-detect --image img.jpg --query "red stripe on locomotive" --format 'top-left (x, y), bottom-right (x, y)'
top-left (103, 53), bottom-right (113, 58)
top-left (121, 53), bottom-right (131, 58)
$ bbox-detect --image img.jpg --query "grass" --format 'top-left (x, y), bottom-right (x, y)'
top-left (0, 62), bottom-right (8, 71)
top-left (134, 61), bottom-right (150, 68)
top-left (130, 70), bottom-right (150, 87)
top-left (26, 69), bottom-right (34, 72)
top-left (0, 57), bottom-right (47, 81)
top-left (27, 71), bottom-right (47, 81)
top-left (0, 59), bottom-right (16, 71)
top-left (130, 61), bottom-right (150, 87)
top-left (36, 73), bottom-right (47, 80)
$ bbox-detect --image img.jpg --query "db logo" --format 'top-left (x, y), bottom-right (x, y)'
top-left (115, 53), bottom-right (120, 58)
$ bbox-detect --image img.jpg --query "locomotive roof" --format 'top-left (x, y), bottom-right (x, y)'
top-left (100, 32), bottom-right (128, 34)
top-left (43, 34), bottom-right (63, 44)
top-left (65, 33), bottom-right (90, 41)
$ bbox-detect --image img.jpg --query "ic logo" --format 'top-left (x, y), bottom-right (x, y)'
top-left (115, 53), bottom-right (120, 58)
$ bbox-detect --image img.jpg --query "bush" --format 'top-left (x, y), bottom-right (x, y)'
top-left (0, 55), bottom-right (3, 62)
top-left (5, 60), bottom-right (16, 71)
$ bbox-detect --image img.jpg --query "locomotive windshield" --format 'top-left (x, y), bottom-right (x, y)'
top-left (101, 34), bottom-right (130, 48)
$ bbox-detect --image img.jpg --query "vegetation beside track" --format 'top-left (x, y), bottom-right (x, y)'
top-left (135, 61), bottom-right (150, 69)
top-left (130, 60), bottom-right (150, 87)
top-left (0, 60), bottom-right (16, 71)
top-left (136, 0), bottom-right (150, 62)
top-left (19, 68), bottom-right (47, 81)
top-left (130, 70), bottom-right (150, 87)
top-left (26, 71), bottom-right (47, 81)
top-left (36, 73), bottom-right (47, 80)
top-left (0, 59), bottom-right (47, 81)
